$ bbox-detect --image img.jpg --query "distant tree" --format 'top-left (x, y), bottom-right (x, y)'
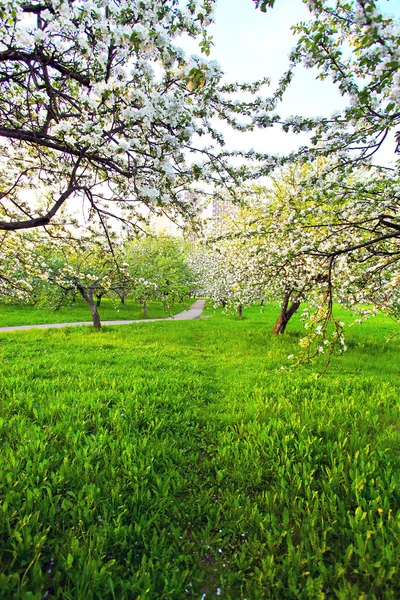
top-left (124, 234), bottom-right (194, 316)
top-left (0, 225), bottom-right (131, 328)
top-left (190, 223), bottom-right (267, 319)
top-left (0, 230), bottom-right (36, 302)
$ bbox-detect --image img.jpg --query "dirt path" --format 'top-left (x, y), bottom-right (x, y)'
top-left (0, 300), bottom-right (207, 333)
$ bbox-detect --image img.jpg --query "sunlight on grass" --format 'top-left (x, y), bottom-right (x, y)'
top-left (0, 299), bottom-right (189, 327)
top-left (0, 305), bottom-right (399, 599)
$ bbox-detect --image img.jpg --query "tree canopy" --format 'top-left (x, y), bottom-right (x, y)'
top-left (0, 0), bottom-right (272, 234)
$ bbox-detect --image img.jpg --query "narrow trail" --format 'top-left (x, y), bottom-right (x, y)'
top-left (0, 300), bottom-right (207, 334)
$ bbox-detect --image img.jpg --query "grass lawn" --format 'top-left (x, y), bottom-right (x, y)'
top-left (0, 298), bottom-right (190, 327)
top-left (0, 304), bottom-right (399, 599)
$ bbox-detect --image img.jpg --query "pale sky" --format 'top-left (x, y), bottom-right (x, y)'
top-left (182, 0), bottom-right (399, 160)
top-left (182, 0), bottom-right (345, 155)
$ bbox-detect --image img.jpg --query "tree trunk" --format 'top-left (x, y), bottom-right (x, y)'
top-left (77, 285), bottom-right (101, 329)
top-left (272, 311), bottom-right (289, 334)
top-left (96, 292), bottom-right (105, 307)
top-left (272, 292), bottom-right (300, 335)
top-left (120, 295), bottom-right (125, 305)
top-left (237, 304), bottom-right (243, 318)
top-left (142, 300), bottom-right (148, 317)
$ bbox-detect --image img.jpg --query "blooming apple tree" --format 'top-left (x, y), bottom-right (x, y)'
top-left (250, 0), bottom-right (400, 363)
top-left (284, 165), bottom-right (400, 362)
top-left (0, 0), bottom-right (274, 235)
top-left (256, 166), bottom-right (399, 363)
top-left (0, 223), bottom-right (132, 328)
top-left (254, 0), bottom-right (400, 174)
top-left (191, 176), bottom-right (324, 325)
top-left (189, 208), bottom-right (271, 318)
top-left (193, 158), bottom-right (399, 365)
top-left (251, 0), bottom-right (400, 280)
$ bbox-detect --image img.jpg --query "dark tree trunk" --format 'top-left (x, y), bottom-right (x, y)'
top-left (120, 295), bottom-right (126, 305)
top-left (272, 311), bottom-right (289, 334)
top-left (96, 291), bottom-right (105, 307)
top-left (272, 292), bottom-right (300, 334)
top-left (237, 304), bottom-right (243, 318)
top-left (77, 285), bottom-right (101, 329)
top-left (142, 301), bottom-right (148, 317)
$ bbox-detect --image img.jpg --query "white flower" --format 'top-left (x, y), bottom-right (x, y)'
top-left (132, 23), bottom-right (148, 39)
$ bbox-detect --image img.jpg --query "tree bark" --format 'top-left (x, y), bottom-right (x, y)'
top-left (142, 300), bottom-right (148, 317)
top-left (237, 304), bottom-right (243, 318)
top-left (272, 292), bottom-right (300, 334)
top-left (77, 285), bottom-right (101, 329)
top-left (120, 295), bottom-right (125, 305)
top-left (96, 291), bottom-right (105, 307)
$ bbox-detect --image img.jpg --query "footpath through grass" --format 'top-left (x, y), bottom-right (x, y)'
top-left (0, 298), bottom-right (188, 327)
top-left (0, 305), bottom-right (399, 599)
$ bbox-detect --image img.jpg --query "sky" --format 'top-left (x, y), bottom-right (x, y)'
top-left (182, 0), bottom-right (399, 160)
top-left (182, 0), bottom-right (346, 155)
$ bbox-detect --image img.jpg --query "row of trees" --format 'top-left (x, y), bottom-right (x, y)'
top-left (1, 156), bottom-right (399, 363)
top-left (0, 227), bottom-right (194, 328)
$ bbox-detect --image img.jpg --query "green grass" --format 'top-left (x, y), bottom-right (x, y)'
top-left (0, 298), bottom-right (189, 327)
top-left (0, 305), bottom-right (399, 599)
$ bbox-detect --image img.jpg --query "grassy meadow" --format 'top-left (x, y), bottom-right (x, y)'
top-left (0, 303), bottom-right (399, 599)
top-left (0, 298), bottom-right (188, 328)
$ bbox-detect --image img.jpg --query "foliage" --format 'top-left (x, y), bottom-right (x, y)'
top-left (0, 230), bottom-right (36, 301)
top-left (189, 228), bottom-right (267, 318)
top-left (0, 222), bottom-right (134, 327)
top-left (0, 306), bottom-right (399, 598)
top-left (192, 161), bottom-right (399, 364)
top-left (249, 1), bottom-right (400, 351)
top-left (124, 234), bottom-right (194, 312)
top-left (191, 177), bottom-right (321, 324)
top-left (0, 220), bottom-right (197, 325)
